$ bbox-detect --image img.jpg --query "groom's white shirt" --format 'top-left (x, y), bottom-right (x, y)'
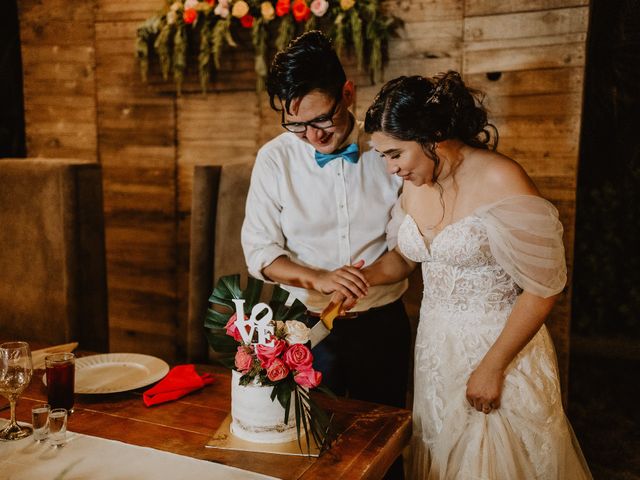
top-left (242, 120), bottom-right (408, 313)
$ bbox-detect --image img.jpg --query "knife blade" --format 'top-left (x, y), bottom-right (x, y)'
top-left (309, 298), bottom-right (345, 348)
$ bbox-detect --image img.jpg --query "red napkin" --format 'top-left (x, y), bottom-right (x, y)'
top-left (143, 364), bottom-right (214, 407)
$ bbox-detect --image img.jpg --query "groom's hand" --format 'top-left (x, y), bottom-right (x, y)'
top-left (312, 259), bottom-right (369, 303)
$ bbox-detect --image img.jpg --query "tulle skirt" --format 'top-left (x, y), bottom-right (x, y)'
top-left (409, 309), bottom-right (592, 480)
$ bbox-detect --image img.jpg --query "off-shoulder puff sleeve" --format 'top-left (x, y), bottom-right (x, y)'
top-left (476, 195), bottom-right (567, 298)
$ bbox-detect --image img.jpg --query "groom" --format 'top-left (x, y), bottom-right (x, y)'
top-left (241, 31), bottom-right (412, 414)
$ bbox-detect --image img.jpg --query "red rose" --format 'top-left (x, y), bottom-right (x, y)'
top-left (275, 0), bottom-right (290, 17)
top-left (234, 346), bottom-right (253, 373)
top-left (255, 339), bottom-right (286, 369)
top-left (183, 8), bottom-right (197, 24)
top-left (283, 343), bottom-right (313, 371)
top-left (266, 357), bottom-right (289, 381)
top-left (240, 14), bottom-right (254, 28)
top-left (292, 0), bottom-right (310, 22)
top-left (294, 368), bottom-right (322, 388)
top-left (207, 0), bottom-right (215, 5)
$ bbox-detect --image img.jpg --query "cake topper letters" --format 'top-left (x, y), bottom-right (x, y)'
top-left (231, 299), bottom-right (275, 347)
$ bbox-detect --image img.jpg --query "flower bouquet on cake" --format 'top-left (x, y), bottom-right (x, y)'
top-left (204, 274), bottom-right (333, 452)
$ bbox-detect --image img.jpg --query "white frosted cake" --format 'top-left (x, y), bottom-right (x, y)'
top-left (230, 369), bottom-right (298, 443)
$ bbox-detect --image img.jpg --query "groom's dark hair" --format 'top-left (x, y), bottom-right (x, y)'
top-left (266, 30), bottom-right (346, 114)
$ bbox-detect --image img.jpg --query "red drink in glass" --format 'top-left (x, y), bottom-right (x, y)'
top-left (45, 353), bottom-right (75, 411)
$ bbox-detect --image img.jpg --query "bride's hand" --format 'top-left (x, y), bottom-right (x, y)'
top-left (312, 260), bottom-right (368, 302)
top-left (466, 361), bottom-right (505, 414)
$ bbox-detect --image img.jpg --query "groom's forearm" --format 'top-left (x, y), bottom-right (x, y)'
top-left (362, 249), bottom-right (415, 286)
top-left (262, 256), bottom-right (321, 290)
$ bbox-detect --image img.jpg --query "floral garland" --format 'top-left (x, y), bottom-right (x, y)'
top-left (136, 0), bottom-right (399, 93)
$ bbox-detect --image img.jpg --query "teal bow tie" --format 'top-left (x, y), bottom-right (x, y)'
top-left (314, 143), bottom-right (359, 168)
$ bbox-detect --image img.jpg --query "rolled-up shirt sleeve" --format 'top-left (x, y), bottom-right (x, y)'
top-left (241, 151), bottom-right (291, 281)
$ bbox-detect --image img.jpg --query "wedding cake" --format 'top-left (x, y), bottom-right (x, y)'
top-left (230, 370), bottom-right (298, 443)
top-left (205, 275), bottom-right (327, 449)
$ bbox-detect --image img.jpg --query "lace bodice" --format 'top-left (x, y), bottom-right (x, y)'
top-left (398, 214), bottom-right (521, 315)
top-left (396, 195), bottom-right (567, 316)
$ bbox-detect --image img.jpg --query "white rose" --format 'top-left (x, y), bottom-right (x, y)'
top-left (284, 320), bottom-right (310, 345)
top-left (170, 2), bottom-right (182, 12)
top-left (184, 0), bottom-right (198, 8)
top-left (167, 10), bottom-right (177, 24)
top-left (214, 3), bottom-right (230, 17)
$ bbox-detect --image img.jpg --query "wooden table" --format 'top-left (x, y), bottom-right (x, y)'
top-left (1, 358), bottom-right (411, 479)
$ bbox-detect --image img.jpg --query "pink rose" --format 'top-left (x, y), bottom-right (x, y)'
top-left (234, 346), bottom-right (253, 373)
top-left (283, 343), bottom-right (313, 371)
top-left (225, 313), bottom-right (249, 342)
top-left (255, 339), bottom-right (286, 369)
top-left (294, 368), bottom-right (322, 388)
top-left (266, 357), bottom-right (289, 381)
top-left (310, 0), bottom-right (328, 17)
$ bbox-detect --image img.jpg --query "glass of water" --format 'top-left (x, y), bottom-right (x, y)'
top-left (48, 408), bottom-right (68, 446)
top-left (31, 403), bottom-right (50, 441)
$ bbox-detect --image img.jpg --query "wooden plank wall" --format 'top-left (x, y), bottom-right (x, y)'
top-left (94, 0), bottom-right (180, 360)
top-left (18, 0), bottom-right (98, 161)
top-left (18, 1), bottom-right (589, 381)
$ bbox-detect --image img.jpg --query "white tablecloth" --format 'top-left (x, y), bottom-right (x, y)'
top-left (0, 421), bottom-right (278, 480)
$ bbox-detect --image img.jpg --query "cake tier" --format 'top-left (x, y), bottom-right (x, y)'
top-left (230, 369), bottom-right (298, 444)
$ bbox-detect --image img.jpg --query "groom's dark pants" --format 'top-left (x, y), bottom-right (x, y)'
top-left (307, 298), bottom-right (411, 479)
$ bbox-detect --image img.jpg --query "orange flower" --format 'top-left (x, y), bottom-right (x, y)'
top-left (292, 0), bottom-right (310, 22)
top-left (183, 8), bottom-right (198, 24)
top-left (240, 13), bottom-right (254, 28)
top-left (275, 0), bottom-right (290, 17)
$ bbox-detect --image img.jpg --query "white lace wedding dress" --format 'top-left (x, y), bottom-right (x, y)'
top-left (396, 195), bottom-right (592, 479)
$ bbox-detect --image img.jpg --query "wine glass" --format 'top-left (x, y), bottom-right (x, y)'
top-left (0, 341), bottom-right (34, 440)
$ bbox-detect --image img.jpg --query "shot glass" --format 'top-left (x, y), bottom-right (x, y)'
top-left (31, 403), bottom-right (50, 441)
top-left (45, 353), bottom-right (75, 412)
top-left (48, 408), bottom-right (68, 446)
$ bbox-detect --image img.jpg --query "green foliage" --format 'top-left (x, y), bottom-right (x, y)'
top-left (211, 17), bottom-right (235, 71)
top-left (332, 13), bottom-right (346, 57)
top-left (136, 0), bottom-right (400, 94)
top-left (135, 15), bottom-right (163, 82)
top-left (198, 17), bottom-right (212, 93)
top-left (173, 23), bottom-right (187, 94)
top-left (252, 18), bottom-right (268, 91)
top-left (275, 15), bottom-right (295, 53)
top-left (349, 9), bottom-right (363, 70)
top-left (154, 23), bottom-right (173, 80)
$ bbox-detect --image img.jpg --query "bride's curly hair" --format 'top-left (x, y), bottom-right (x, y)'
top-left (364, 71), bottom-right (497, 184)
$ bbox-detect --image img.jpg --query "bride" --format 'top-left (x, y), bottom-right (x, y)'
top-left (361, 72), bottom-right (592, 479)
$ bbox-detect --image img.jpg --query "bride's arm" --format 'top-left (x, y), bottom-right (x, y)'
top-left (466, 291), bottom-right (558, 412)
top-left (363, 248), bottom-right (416, 285)
top-left (337, 248), bottom-right (416, 311)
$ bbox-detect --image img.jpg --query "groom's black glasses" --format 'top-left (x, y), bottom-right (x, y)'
top-left (281, 97), bottom-right (341, 134)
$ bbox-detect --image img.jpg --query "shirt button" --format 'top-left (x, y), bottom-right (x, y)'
top-left (337, 172), bottom-right (341, 176)
top-left (341, 235), bottom-right (346, 239)
top-left (340, 204), bottom-right (344, 208)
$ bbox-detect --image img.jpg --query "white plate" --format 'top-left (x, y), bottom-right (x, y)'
top-left (43, 353), bottom-right (170, 394)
